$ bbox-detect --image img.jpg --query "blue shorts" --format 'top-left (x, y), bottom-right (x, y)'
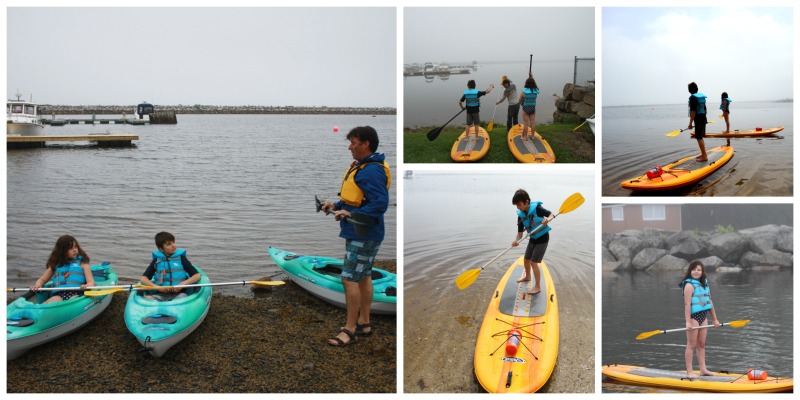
top-left (342, 239), bottom-right (381, 282)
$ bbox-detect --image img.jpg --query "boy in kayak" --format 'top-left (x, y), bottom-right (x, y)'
top-left (679, 261), bottom-right (721, 379)
top-left (688, 82), bottom-right (709, 162)
top-left (510, 189), bottom-right (554, 295)
top-left (139, 231), bottom-right (201, 301)
top-left (720, 92), bottom-right (732, 133)
top-left (459, 79), bottom-right (494, 140)
top-left (31, 235), bottom-right (96, 303)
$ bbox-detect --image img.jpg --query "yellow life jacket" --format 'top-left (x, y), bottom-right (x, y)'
top-left (339, 161), bottom-right (391, 207)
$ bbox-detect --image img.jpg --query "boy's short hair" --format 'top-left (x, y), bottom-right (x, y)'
top-left (346, 126), bottom-right (379, 153)
top-left (688, 82), bottom-right (698, 94)
top-left (721, 91), bottom-right (728, 98)
top-left (155, 231), bottom-right (176, 249)
top-left (512, 189), bottom-right (531, 205)
top-left (467, 80), bottom-right (476, 89)
top-left (502, 79), bottom-right (510, 85)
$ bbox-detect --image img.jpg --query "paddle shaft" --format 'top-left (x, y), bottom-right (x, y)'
top-left (476, 214), bottom-right (558, 273)
top-left (657, 322), bottom-right (730, 335)
top-left (529, 54), bottom-right (533, 76)
top-left (427, 109), bottom-right (465, 141)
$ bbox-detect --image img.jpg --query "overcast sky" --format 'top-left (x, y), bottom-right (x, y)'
top-left (603, 7), bottom-right (793, 106)
top-left (6, 7), bottom-right (396, 107)
top-left (404, 7), bottom-right (595, 64)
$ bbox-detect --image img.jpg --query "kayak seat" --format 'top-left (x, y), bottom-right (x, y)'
top-left (384, 286), bottom-right (397, 297)
top-left (7, 316), bottom-right (35, 327)
top-left (142, 314), bottom-right (177, 325)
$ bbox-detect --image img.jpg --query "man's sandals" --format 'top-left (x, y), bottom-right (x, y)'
top-left (328, 328), bottom-right (356, 347)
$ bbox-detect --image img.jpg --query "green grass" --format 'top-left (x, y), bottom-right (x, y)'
top-left (404, 122), bottom-right (595, 163)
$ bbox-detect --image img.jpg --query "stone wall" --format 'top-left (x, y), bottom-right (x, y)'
top-left (602, 224), bottom-right (793, 273)
top-left (552, 83), bottom-right (594, 124)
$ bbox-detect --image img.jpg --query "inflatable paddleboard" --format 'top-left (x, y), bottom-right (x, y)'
top-left (507, 124), bottom-right (555, 163)
top-left (620, 145), bottom-right (734, 191)
top-left (602, 364), bottom-right (793, 393)
top-left (450, 127), bottom-right (490, 162)
top-left (474, 256), bottom-right (558, 393)
top-left (694, 126), bottom-right (783, 138)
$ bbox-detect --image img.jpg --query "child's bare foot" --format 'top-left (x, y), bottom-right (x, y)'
top-left (700, 370), bottom-right (714, 376)
top-left (528, 286), bottom-right (541, 295)
top-left (686, 372), bottom-right (698, 379)
top-left (516, 275), bottom-right (530, 283)
top-left (696, 157), bottom-right (708, 162)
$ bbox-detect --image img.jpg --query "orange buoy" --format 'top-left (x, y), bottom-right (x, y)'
top-left (747, 368), bottom-right (768, 380)
top-left (333, 125), bottom-right (339, 132)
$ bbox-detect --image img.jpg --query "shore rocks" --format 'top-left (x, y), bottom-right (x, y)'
top-left (602, 225), bottom-right (793, 273)
top-left (552, 83), bottom-right (595, 123)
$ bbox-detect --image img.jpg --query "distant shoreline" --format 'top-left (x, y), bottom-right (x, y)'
top-left (38, 105), bottom-right (396, 116)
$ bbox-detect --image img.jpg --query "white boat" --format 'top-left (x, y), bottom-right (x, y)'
top-left (7, 91), bottom-right (44, 136)
top-left (586, 115), bottom-right (595, 134)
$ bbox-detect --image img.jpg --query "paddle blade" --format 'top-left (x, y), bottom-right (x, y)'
top-left (85, 288), bottom-right (124, 297)
top-left (427, 126), bottom-right (443, 141)
top-left (250, 280), bottom-right (285, 286)
top-left (487, 120), bottom-right (494, 132)
top-left (665, 129), bottom-right (683, 137)
top-left (315, 195), bottom-right (324, 213)
top-left (728, 319), bottom-right (750, 328)
top-left (558, 192), bottom-right (585, 215)
top-left (635, 330), bottom-right (663, 340)
top-left (455, 268), bottom-right (482, 290)
top-left (348, 212), bottom-right (374, 237)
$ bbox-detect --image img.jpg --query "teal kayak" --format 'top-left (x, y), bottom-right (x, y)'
top-left (124, 266), bottom-right (211, 357)
top-left (7, 262), bottom-right (118, 360)
top-left (268, 247), bottom-right (397, 315)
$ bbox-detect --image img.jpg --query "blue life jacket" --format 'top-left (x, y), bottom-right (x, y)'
top-left (719, 98), bottom-right (732, 112)
top-left (152, 248), bottom-right (190, 286)
top-left (679, 278), bottom-right (712, 314)
top-left (464, 89), bottom-right (480, 107)
top-left (51, 256), bottom-right (86, 288)
top-left (517, 201), bottom-right (551, 239)
top-left (522, 87), bottom-right (539, 107)
top-left (690, 93), bottom-right (707, 115)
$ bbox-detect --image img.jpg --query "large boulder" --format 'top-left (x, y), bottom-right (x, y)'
top-left (695, 256), bottom-right (725, 269)
top-left (649, 254), bottom-right (688, 271)
top-left (602, 246), bottom-right (617, 263)
top-left (706, 233), bottom-right (749, 262)
top-left (739, 251), bottom-right (762, 269)
top-left (571, 86), bottom-right (589, 102)
top-left (759, 250), bottom-right (792, 268)
top-left (666, 231), bottom-right (697, 248)
top-left (608, 237), bottom-right (643, 270)
top-left (583, 90), bottom-right (595, 107)
top-left (747, 232), bottom-right (778, 254)
top-left (632, 248), bottom-right (668, 271)
top-left (776, 226), bottom-right (793, 253)
top-left (640, 237), bottom-right (665, 250)
top-left (563, 83), bottom-right (575, 100)
top-left (574, 102), bottom-right (595, 119)
top-left (669, 237), bottom-right (706, 260)
top-left (619, 230), bottom-right (645, 238)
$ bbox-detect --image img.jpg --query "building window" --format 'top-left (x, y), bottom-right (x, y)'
top-left (611, 206), bottom-right (624, 221)
top-left (642, 205), bottom-right (666, 221)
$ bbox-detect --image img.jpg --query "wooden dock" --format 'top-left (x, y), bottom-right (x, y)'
top-left (7, 134), bottom-right (139, 149)
top-left (42, 118), bottom-right (147, 125)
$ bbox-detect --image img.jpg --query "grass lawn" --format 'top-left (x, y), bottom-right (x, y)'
top-left (404, 122), bottom-right (595, 163)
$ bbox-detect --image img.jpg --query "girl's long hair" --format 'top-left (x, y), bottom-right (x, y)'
top-left (525, 77), bottom-right (538, 90)
top-left (681, 260), bottom-right (707, 287)
top-left (46, 235), bottom-right (90, 270)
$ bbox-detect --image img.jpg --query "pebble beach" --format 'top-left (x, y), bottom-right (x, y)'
top-left (6, 260), bottom-right (397, 393)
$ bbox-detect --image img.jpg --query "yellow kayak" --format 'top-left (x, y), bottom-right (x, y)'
top-left (474, 256), bottom-right (559, 393)
top-left (450, 127), bottom-right (490, 162)
top-left (507, 124), bottom-right (555, 163)
top-left (620, 145), bottom-right (734, 191)
top-left (602, 364), bottom-right (793, 393)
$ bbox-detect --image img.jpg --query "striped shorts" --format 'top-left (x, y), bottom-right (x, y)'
top-left (342, 239), bottom-right (381, 282)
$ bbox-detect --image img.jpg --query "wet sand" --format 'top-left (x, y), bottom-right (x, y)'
top-left (7, 261), bottom-right (397, 393)
top-left (403, 260), bottom-right (594, 393)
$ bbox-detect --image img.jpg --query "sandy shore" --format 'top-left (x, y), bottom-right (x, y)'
top-left (7, 261), bottom-right (397, 393)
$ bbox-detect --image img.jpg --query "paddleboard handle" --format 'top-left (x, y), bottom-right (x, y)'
top-left (505, 371), bottom-right (513, 388)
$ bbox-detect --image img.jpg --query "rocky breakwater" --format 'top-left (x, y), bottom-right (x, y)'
top-left (602, 224), bottom-right (793, 273)
top-left (552, 83), bottom-right (594, 124)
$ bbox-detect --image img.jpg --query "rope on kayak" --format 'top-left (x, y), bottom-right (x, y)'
top-left (138, 336), bottom-right (154, 354)
top-left (488, 318), bottom-right (544, 359)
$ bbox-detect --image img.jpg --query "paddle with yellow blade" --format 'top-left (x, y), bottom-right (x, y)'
top-left (635, 319), bottom-right (750, 340)
top-left (487, 94), bottom-right (502, 132)
top-left (455, 192), bottom-right (585, 290)
top-left (84, 280), bottom-right (285, 297)
top-left (665, 120), bottom-right (716, 137)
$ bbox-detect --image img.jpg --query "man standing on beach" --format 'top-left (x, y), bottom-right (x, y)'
top-left (321, 126), bottom-right (391, 347)
top-left (497, 76), bottom-right (520, 131)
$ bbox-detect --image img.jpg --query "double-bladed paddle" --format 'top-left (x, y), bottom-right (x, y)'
top-left (84, 280), bottom-right (286, 297)
top-left (427, 109), bottom-right (465, 141)
top-left (635, 319), bottom-right (750, 340)
top-left (315, 195), bottom-right (374, 237)
top-left (455, 192), bottom-right (585, 290)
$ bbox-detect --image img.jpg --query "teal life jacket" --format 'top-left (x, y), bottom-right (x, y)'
top-left (464, 89), bottom-right (480, 107)
top-left (517, 201), bottom-right (551, 239)
top-left (151, 248), bottom-right (190, 286)
top-left (719, 98), bottom-right (732, 112)
top-left (680, 278), bottom-right (712, 314)
top-left (522, 87), bottom-right (539, 107)
top-left (51, 256), bottom-right (87, 288)
top-left (690, 93), bottom-right (707, 115)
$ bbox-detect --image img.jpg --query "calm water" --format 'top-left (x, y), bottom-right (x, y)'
top-left (602, 269), bottom-right (793, 393)
top-left (602, 101), bottom-right (793, 196)
top-left (6, 114), bottom-right (396, 297)
top-left (403, 172), bottom-right (595, 392)
top-left (403, 60), bottom-right (579, 128)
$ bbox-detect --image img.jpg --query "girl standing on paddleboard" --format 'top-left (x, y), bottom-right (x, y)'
top-left (679, 261), bottom-right (721, 379)
top-left (720, 92), bottom-right (732, 133)
top-left (510, 189), bottom-right (554, 295)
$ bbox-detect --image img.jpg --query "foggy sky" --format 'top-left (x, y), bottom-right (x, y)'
top-left (603, 8), bottom-right (793, 106)
top-left (6, 7), bottom-right (396, 107)
top-left (404, 7), bottom-right (595, 64)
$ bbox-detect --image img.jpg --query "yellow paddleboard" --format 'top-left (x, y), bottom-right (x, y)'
top-left (474, 256), bottom-right (559, 393)
top-left (602, 364), bottom-right (793, 393)
top-left (507, 124), bottom-right (556, 163)
top-left (450, 127), bottom-right (490, 162)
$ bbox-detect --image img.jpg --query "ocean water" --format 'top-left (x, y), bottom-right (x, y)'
top-left (6, 114), bottom-right (397, 297)
top-left (602, 101), bottom-right (793, 196)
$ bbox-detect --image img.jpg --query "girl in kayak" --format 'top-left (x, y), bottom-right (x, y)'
top-left (720, 92), bottom-right (732, 133)
top-left (30, 235), bottom-right (95, 303)
top-left (510, 189), bottom-right (554, 295)
top-left (518, 76), bottom-right (540, 141)
top-left (679, 261), bottom-right (721, 379)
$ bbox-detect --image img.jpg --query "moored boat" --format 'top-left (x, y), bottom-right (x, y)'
top-left (268, 247), bottom-right (397, 315)
top-left (6, 91), bottom-right (44, 136)
top-left (124, 266), bottom-right (212, 357)
top-left (7, 262), bottom-right (118, 360)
